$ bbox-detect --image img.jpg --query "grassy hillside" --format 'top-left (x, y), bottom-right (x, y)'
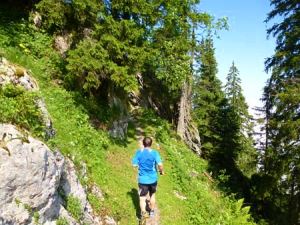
top-left (0, 7), bottom-right (256, 225)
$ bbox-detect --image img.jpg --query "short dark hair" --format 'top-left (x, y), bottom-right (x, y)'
top-left (143, 137), bottom-right (152, 147)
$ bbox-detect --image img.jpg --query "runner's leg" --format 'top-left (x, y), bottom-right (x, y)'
top-left (140, 196), bottom-right (147, 213)
top-left (138, 184), bottom-right (149, 215)
top-left (149, 182), bottom-right (157, 211)
top-left (149, 193), bottom-right (156, 210)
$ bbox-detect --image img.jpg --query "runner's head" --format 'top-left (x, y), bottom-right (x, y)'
top-left (143, 137), bottom-right (152, 148)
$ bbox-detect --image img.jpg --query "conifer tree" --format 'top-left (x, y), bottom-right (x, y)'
top-left (258, 0), bottom-right (300, 224)
top-left (193, 37), bottom-right (225, 158)
top-left (224, 62), bottom-right (257, 178)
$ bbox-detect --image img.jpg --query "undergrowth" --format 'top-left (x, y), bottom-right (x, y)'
top-left (0, 84), bottom-right (45, 137)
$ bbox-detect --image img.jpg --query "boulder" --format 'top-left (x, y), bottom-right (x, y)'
top-left (0, 124), bottom-right (63, 224)
top-left (60, 158), bottom-right (94, 224)
top-left (0, 57), bottom-right (38, 91)
top-left (54, 34), bottom-right (72, 56)
top-left (32, 12), bottom-right (42, 28)
top-left (35, 99), bottom-right (56, 140)
top-left (0, 124), bottom-right (117, 225)
top-left (109, 117), bottom-right (131, 140)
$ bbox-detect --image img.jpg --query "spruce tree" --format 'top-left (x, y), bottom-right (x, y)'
top-left (224, 62), bottom-right (257, 178)
top-left (193, 37), bottom-right (225, 158)
top-left (259, 0), bottom-right (300, 224)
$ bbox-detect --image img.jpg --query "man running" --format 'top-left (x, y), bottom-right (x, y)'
top-left (132, 137), bottom-right (164, 219)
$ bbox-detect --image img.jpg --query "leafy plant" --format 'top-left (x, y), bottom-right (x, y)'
top-left (33, 211), bottom-right (40, 224)
top-left (66, 195), bottom-right (83, 222)
top-left (0, 84), bottom-right (45, 137)
top-left (56, 217), bottom-right (69, 225)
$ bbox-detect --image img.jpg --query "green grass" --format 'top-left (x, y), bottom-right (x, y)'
top-left (0, 10), bottom-right (256, 225)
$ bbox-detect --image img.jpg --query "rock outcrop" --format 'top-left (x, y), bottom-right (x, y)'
top-left (0, 124), bottom-right (63, 224)
top-left (0, 57), bottom-right (38, 91)
top-left (109, 118), bottom-right (130, 140)
top-left (0, 124), bottom-right (116, 225)
top-left (54, 33), bottom-right (72, 57)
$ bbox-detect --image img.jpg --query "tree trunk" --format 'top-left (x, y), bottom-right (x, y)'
top-left (177, 79), bottom-right (201, 155)
top-left (177, 26), bottom-right (201, 155)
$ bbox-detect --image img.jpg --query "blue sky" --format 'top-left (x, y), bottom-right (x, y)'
top-left (199, 0), bottom-right (276, 111)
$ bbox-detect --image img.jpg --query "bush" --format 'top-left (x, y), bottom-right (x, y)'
top-left (56, 217), bottom-right (69, 225)
top-left (66, 195), bottom-right (83, 222)
top-left (0, 84), bottom-right (45, 137)
top-left (34, 0), bottom-right (100, 32)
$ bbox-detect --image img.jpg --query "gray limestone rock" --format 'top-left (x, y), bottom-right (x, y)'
top-left (0, 124), bottom-right (63, 224)
top-left (54, 34), bottom-right (72, 56)
top-left (0, 58), bottom-right (38, 91)
top-left (35, 99), bottom-right (56, 140)
top-left (109, 117), bottom-right (131, 140)
top-left (0, 124), bottom-right (117, 225)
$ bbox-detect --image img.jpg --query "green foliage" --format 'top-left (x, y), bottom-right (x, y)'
top-left (35, 0), bottom-right (100, 32)
top-left (66, 195), bottom-right (83, 222)
top-left (0, 9), bottom-right (63, 79)
top-left (65, 7), bottom-right (146, 99)
top-left (0, 84), bottom-right (45, 137)
top-left (66, 39), bottom-right (106, 92)
top-left (153, 41), bottom-right (190, 92)
top-left (225, 62), bottom-right (248, 116)
top-left (56, 217), bottom-right (69, 225)
top-left (224, 62), bottom-right (257, 178)
top-left (14, 198), bottom-right (21, 206)
top-left (257, 1), bottom-right (300, 224)
top-left (66, 37), bottom-right (139, 94)
top-left (23, 203), bottom-right (33, 214)
top-left (265, 0), bottom-right (300, 75)
top-left (33, 211), bottom-right (40, 224)
top-left (192, 37), bottom-right (225, 158)
top-left (87, 193), bottom-right (102, 213)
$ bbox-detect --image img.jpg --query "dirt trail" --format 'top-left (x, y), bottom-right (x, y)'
top-left (134, 120), bottom-right (160, 225)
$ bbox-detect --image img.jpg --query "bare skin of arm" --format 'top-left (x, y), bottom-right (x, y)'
top-left (158, 164), bottom-right (164, 175)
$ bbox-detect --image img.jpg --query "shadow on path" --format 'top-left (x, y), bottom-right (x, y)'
top-left (127, 188), bottom-right (140, 219)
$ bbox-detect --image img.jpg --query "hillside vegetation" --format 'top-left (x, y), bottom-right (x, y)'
top-left (0, 5), bottom-right (256, 225)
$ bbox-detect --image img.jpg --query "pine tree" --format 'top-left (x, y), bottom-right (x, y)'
top-left (224, 62), bottom-right (257, 178)
top-left (193, 37), bottom-right (225, 158)
top-left (259, 0), bottom-right (300, 224)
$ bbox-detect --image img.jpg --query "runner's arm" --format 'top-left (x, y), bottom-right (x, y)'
top-left (158, 163), bottom-right (164, 175)
top-left (132, 150), bottom-right (139, 167)
top-left (155, 151), bottom-right (164, 175)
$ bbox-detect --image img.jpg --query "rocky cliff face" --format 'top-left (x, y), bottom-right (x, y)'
top-left (0, 124), bottom-right (116, 225)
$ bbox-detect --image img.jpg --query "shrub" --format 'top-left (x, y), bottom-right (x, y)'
top-left (66, 195), bottom-right (83, 222)
top-left (56, 217), bottom-right (69, 225)
top-left (0, 84), bottom-right (45, 137)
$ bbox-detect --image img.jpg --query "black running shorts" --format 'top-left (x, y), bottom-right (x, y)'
top-left (138, 182), bottom-right (157, 197)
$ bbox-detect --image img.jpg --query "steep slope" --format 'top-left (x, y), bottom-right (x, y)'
top-left (0, 9), bottom-right (256, 225)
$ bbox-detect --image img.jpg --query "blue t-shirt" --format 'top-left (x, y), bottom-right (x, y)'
top-left (132, 148), bottom-right (162, 184)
